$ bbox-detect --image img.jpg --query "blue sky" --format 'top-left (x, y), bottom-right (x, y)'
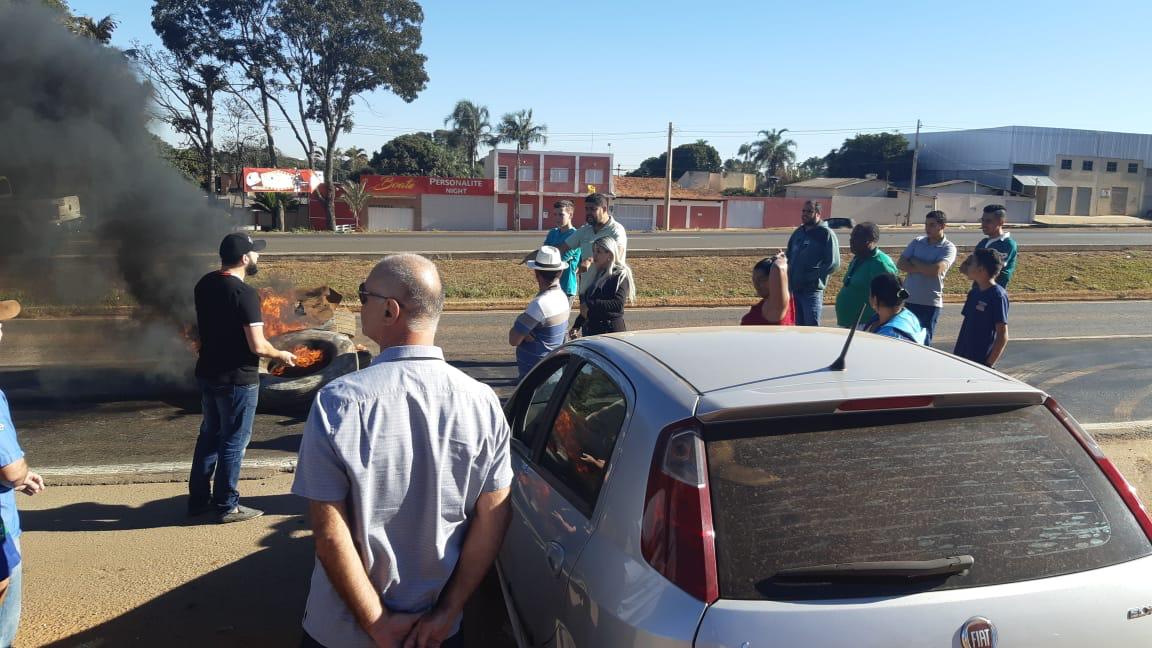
top-left (72, 0), bottom-right (1152, 172)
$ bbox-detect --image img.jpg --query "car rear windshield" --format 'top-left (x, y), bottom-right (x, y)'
top-left (706, 405), bottom-right (1152, 600)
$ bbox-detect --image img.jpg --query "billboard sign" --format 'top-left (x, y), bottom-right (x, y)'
top-left (243, 168), bottom-right (324, 193)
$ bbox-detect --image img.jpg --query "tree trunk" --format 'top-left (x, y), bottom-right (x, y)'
top-left (261, 89), bottom-right (277, 167)
top-left (276, 202), bottom-right (286, 232)
top-left (205, 88), bottom-right (216, 197)
top-left (324, 137), bottom-right (337, 231)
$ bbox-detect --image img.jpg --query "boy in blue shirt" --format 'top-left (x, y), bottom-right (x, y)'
top-left (954, 248), bottom-right (1010, 367)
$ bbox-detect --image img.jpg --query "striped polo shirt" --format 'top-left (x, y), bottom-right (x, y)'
top-left (513, 285), bottom-right (571, 377)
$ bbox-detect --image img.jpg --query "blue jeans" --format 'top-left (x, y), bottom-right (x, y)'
top-left (190, 380), bottom-right (259, 513)
top-left (905, 303), bottom-right (942, 346)
top-left (793, 290), bottom-right (825, 327)
top-left (0, 537), bottom-right (21, 647)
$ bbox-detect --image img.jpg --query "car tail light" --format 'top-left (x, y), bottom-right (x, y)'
top-left (640, 419), bottom-right (719, 603)
top-left (837, 396), bottom-right (935, 412)
top-left (1046, 397), bottom-right (1152, 541)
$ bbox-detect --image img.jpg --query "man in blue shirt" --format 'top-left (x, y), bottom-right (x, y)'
top-left (898, 210), bottom-right (957, 346)
top-left (542, 200), bottom-right (582, 301)
top-left (0, 299), bottom-right (45, 646)
top-left (785, 201), bottom-right (840, 326)
top-left (954, 248), bottom-right (1010, 367)
top-left (510, 247), bottom-right (572, 378)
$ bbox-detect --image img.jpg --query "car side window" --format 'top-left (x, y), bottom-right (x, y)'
top-left (511, 360), bottom-right (567, 453)
top-left (537, 362), bottom-right (627, 514)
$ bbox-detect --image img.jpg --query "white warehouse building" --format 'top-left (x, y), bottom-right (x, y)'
top-left (912, 126), bottom-right (1152, 217)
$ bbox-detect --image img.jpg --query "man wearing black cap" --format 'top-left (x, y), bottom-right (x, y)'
top-left (190, 233), bottom-right (296, 523)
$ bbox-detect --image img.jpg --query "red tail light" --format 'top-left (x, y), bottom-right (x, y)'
top-left (640, 419), bottom-right (719, 603)
top-left (1046, 397), bottom-right (1152, 541)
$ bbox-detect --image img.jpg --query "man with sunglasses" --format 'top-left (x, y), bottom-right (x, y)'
top-left (295, 254), bottom-right (512, 648)
top-left (189, 233), bottom-right (297, 524)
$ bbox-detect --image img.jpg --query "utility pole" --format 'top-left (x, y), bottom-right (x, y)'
top-left (514, 144), bottom-right (522, 231)
top-left (905, 119), bottom-right (921, 226)
top-left (663, 121), bottom-right (673, 230)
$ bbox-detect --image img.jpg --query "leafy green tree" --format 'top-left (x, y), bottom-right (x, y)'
top-left (444, 100), bottom-right (492, 170)
top-left (368, 133), bottom-right (470, 177)
top-left (275, 0), bottom-right (429, 230)
top-left (796, 156), bottom-right (827, 180)
top-left (824, 132), bottom-right (912, 181)
top-left (627, 140), bottom-right (722, 179)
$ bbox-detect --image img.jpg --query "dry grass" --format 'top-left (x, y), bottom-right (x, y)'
top-left (10, 251), bottom-right (1152, 316)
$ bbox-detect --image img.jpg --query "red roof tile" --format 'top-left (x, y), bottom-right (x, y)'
top-left (612, 176), bottom-right (726, 200)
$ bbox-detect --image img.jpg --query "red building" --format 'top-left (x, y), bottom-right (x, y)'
top-left (483, 149), bottom-right (613, 230)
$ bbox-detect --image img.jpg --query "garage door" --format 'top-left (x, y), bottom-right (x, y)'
top-left (366, 207), bottom-right (414, 231)
top-left (1054, 187), bottom-right (1073, 215)
top-left (613, 204), bottom-right (654, 231)
top-left (727, 201), bottom-right (763, 228)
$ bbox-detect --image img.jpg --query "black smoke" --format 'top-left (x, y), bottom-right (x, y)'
top-left (0, 3), bottom-right (230, 323)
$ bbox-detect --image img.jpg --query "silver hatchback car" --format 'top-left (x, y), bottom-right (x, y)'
top-left (496, 326), bottom-right (1152, 647)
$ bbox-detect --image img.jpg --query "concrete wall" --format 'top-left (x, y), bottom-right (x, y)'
top-left (679, 171), bottom-right (755, 192)
top-left (933, 194), bottom-right (1034, 224)
top-left (722, 197), bottom-right (832, 228)
top-left (830, 193), bottom-right (936, 226)
top-left (1046, 156), bottom-right (1144, 215)
top-left (420, 194), bottom-right (497, 231)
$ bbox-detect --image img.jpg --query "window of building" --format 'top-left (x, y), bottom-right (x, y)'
top-left (1082, 160), bottom-right (1094, 172)
top-left (585, 168), bottom-right (604, 185)
top-left (1060, 159), bottom-right (1072, 170)
top-left (498, 166), bottom-right (508, 180)
top-left (537, 362), bottom-right (627, 513)
top-left (1128, 163), bottom-right (1139, 174)
top-left (1106, 161), bottom-right (1118, 173)
top-left (549, 167), bottom-right (570, 183)
top-left (518, 166), bottom-right (534, 181)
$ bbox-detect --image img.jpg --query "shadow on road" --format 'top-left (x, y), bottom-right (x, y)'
top-left (32, 493), bottom-right (514, 647)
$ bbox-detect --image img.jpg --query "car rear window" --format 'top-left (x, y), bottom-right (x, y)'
top-left (706, 405), bottom-right (1152, 600)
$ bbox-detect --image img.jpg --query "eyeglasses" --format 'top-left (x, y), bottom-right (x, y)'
top-left (358, 282), bottom-right (405, 308)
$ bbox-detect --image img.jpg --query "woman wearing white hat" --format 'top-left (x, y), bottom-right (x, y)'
top-left (572, 236), bottom-right (635, 338)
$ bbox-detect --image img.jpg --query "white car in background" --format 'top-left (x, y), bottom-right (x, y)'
top-left (496, 326), bottom-right (1152, 647)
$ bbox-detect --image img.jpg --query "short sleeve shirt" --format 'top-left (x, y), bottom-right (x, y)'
top-left (292, 346), bottom-right (512, 648)
top-left (976, 234), bottom-right (1019, 289)
top-left (901, 235), bottom-right (957, 308)
top-left (543, 227), bottom-right (583, 296)
top-left (513, 286), bottom-right (571, 378)
top-left (194, 271), bottom-right (263, 384)
top-left (835, 250), bottom-right (898, 327)
top-left (0, 391), bottom-right (25, 540)
top-left (953, 284), bottom-right (1010, 365)
top-left (565, 217), bottom-right (628, 262)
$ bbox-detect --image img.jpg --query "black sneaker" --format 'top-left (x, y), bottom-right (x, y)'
top-left (217, 505), bottom-right (264, 524)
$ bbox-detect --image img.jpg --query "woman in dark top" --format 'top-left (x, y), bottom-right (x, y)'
top-left (571, 236), bottom-right (634, 337)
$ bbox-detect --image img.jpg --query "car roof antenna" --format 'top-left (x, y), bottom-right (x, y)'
top-left (828, 304), bottom-right (869, 372)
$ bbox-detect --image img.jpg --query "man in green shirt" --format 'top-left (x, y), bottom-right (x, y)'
top-left (835, 222), bottom-right (898, 327)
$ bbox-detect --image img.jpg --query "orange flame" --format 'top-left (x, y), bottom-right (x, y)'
top-left (259, 288), bottom-right (310, 338)
top-left (271, 344), bottom-right (325, 376)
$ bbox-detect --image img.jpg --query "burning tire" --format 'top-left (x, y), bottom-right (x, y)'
top-left (258, 329), bottom-right (366, 413)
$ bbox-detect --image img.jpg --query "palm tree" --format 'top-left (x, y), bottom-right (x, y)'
top-left (749, 128), bottom-right (798, 180)
top-left (493, 109), bottom-right (548, 150)
top-left (493, 110), bottom-right (547, 231)
top-left (71, 15), bottom-right (118, 44)
top-left (342, 147), bottom-right (369, 176)
top-left (251, 192), bottom-right (298, 232)
top-left (443, 100), bottom-right (492, 171)
top-left (338, 180), bottom-right (372, 231)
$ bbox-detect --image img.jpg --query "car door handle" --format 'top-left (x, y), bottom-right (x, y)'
top-left (545, 541), bottom-right (565, 576)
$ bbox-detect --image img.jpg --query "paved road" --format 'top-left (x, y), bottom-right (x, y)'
top-left (63, 228), bottom-right (1150, 256)
top-left (1, 301), bottom-right (1148, 474)
top-left (263, 229), bottom-right (1152, 254)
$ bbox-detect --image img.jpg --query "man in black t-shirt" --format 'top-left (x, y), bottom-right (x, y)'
top-left (189, 233), bottom-right (296, 524)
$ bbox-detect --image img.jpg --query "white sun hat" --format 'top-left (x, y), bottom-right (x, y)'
top-left (526, 246), bottom-right (568, 271)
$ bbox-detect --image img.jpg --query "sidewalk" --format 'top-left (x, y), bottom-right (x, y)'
top-left (1034, 214), bottom-right (1152, 227)
top-left (15, 473), bottom-right (514, 647)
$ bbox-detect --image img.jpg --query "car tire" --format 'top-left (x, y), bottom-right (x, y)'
top-left (258, 330), bottom-right (363, 413)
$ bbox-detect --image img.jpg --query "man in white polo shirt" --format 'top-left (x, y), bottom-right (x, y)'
top-left (555, 191), bottom-right (628, 272)
top-left (897, 210), bottom-right (957, 346)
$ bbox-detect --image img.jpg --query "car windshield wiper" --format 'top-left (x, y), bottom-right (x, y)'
top-left (772, 555), bottom-right (974, 583)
